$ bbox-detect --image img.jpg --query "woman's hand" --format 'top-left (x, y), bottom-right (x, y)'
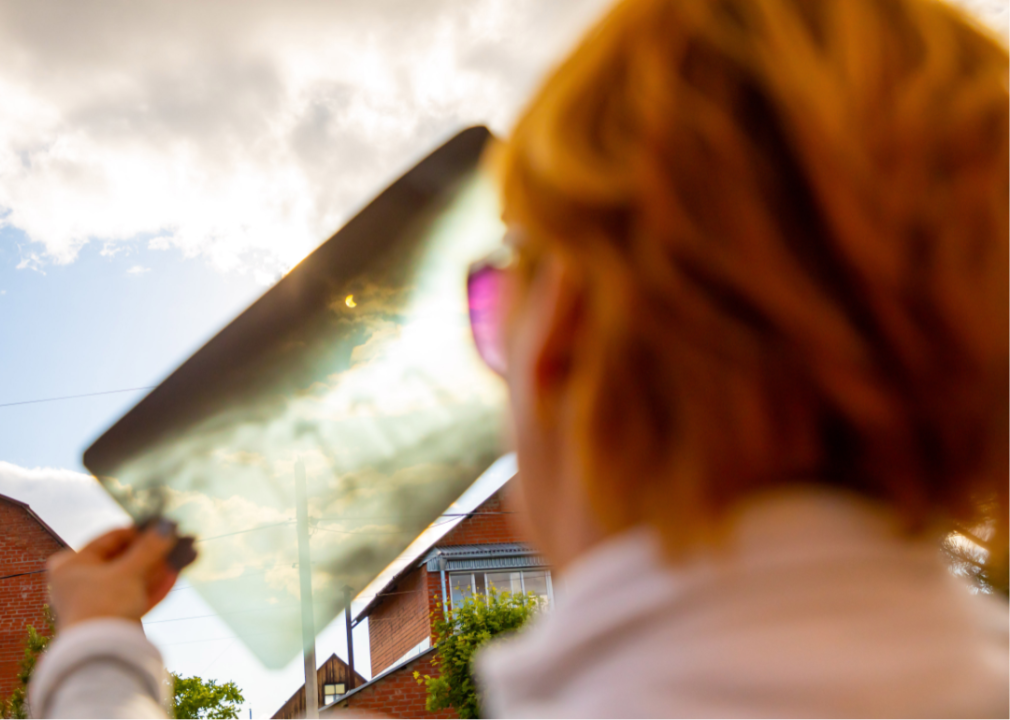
top-left (47, 520), bottom-right (182, 630)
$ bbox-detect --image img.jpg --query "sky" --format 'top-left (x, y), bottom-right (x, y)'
top-left (0, 0), bottom-right (1005, 717)
top-left (0, 1), bottom-right (617, 716)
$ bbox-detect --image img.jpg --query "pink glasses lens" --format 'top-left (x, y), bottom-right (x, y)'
top-left (467, 265), bottom-right (506, 376)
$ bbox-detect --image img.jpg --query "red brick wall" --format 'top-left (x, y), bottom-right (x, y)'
top-left (366, 566), bottom-right (431, 677)
top-left (436, 492), bottom-right (523, 547)
top-left (323, 649), bottom-right (454, 719)
top-left (366, 489), bottom-right (528, 677)
top-left (342, 485), bottom-right (535, 716)
top-left (0, 498), bottom-right (65, 701)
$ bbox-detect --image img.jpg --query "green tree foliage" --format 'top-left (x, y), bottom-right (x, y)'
top-left (170, 673), bottom-right (245, 719)
top-left (2, 605), bottom-right (56, 719)
top-left (415, 589), bottom-right (541, 719)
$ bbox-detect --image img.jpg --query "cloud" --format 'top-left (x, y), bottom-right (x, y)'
top-left (0, 1), bottom-right (1002, 282)
top-left (126, 264), bottom-right (150, 275)
top-left (0, 461), bottom-right (130, 548)
top-left (955, 0), bottom-right (1009, 38)
top-left (0, 0), bottom-right (614, 280)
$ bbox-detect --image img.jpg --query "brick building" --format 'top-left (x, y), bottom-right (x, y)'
top-left (272, 653), bottom-right (366, 719)
top-left (320, 648), bottom-right (451, 719)
top-left (0, 493), bottom-right (68, 702)
top-left (318, 480), bottom-right (552, 718)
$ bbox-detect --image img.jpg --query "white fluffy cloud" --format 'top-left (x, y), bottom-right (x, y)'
top-left (958, 0), bottom-right (1009, 36)
top-left (0, 0), bottom-right (1003, 283)
top-left (0, 461), bottom-right (130, 548)
top-left (0, 0), bottom-right (612, 282)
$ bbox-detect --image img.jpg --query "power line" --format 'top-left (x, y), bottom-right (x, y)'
top-left (195, 521), bottom-right (295, 544)
top-left (167, 569), bottom-right (272, 593)
top-left (0, 569), bottom-right (46, 581)
top-left (193, 511), bottom-right (481, 545)
top-left (316, 512), bottom-right (518, 521)
top-left (311, 515), bottom-right (459, 536)
top-left (0, 386), bottom-right (157, 409)
top-left (199, 639), bottom-right (235, 676)
top-left (312, 526), bottom-right (413, 536)
top-left (145, 604), bottom-right (300, 625)
top-left (158, 630), bottom-right (284, 647)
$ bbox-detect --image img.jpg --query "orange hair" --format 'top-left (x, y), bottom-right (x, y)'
top-left (497, 0), bottom-right (1008, 571)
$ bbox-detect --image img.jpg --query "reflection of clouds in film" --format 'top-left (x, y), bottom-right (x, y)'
top-left (97, 172), bottom-right (506, 667)
top-left (305, 176), bottom-right (506, 422)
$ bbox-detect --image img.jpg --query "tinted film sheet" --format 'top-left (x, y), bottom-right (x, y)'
top-left (83, 127), bottom-right (506, 669)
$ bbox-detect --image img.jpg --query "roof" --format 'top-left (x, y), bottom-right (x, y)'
top-left (320, 645), bottom-right (438, 713)
top-left (272, 652), bottom-right (367, 719)
top-left (421, 543), bottom-right (548, 572)
top-left (351, 474), bottom-right (521, 624)
top-left (353, 541), bottom-right (546, 624)
top-left (0, 492), bottom-right (70, 549)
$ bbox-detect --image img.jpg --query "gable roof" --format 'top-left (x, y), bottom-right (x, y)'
top-left (0, 492), bottom-right (70, 548)
top-left (272, 652), bottom-right (367, 719)
top-left (350, 466), bottom-right (521, 623)
top-left (321, 645), bottom-right (438, 713)
top-left (351, 487), bottom-right (526, 624)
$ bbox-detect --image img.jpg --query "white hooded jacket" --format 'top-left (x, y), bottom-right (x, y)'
top-left (476, 489), bottom-right (1009, 718)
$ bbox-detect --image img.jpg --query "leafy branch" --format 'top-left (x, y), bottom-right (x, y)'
top-left (415, 588), bottom-right (541, 719)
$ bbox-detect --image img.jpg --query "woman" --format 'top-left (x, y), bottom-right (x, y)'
top-left (34, 0), bottom-right (1008, 717)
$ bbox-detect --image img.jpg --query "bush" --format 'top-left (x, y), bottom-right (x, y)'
top-left (1, 606), bottom-right (55, 719)
top-left (415, 589), bottom-right (541, 719)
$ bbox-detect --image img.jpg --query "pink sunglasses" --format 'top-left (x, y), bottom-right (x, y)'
top-left (467, 246), bottom-right (515, 376)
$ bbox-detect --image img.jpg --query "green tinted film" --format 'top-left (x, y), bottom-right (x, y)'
top-left (84, 128), bottom-right (506, 669)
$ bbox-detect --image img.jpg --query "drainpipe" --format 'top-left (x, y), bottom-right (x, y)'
top-left (343, 585), bottom-right (355, 691)
top-left (438, 554), bottom-right (449, 619)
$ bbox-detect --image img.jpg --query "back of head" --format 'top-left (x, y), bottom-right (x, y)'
top-left (497, 0), bottom-right (1008, 581)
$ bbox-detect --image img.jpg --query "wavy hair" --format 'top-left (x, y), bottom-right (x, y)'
top-left (497, 0), bottom-right (1008, 572)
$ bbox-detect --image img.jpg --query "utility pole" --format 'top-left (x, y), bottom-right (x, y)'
top-left (344, 585), bottom-right (356, 691)
top-left (295, 459), bottom-right (319, 719)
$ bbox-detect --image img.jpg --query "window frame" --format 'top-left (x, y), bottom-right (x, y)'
top-left (447, 567), bottom-right (554, 607)
top-left (323, 682), bottom-right (346, 705)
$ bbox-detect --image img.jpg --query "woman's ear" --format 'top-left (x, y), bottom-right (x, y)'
top-left (529, 252), bottom-right (584, 419)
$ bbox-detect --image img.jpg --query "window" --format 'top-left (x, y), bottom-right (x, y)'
top-left (520, 569), bottom-right (551, 605)
top-left (448, 569), bottom-right (553, 608)
top-left (485, 571), bottom-right (522, 595)
top-left (323, 683), bottom-right (345, 705)
top-left (449, 572), bottom-right (475, 608)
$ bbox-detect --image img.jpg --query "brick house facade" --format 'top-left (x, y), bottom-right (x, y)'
top-left (362, 488), bottom-right (527, 679)
top-left (0, 494), bottom-right (68, 702)
top-left (320, 648), bottom-right (453, 719)
top-left (365, 559), bottom-right (431, 677)
top-left (316, 479), bottom-right (551, 718)
top-left (272, 653), bottom-right (366, 719)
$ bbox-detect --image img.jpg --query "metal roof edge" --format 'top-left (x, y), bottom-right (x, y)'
top-left (420, 542), bottom-right (538, 564)
top-left (422, 544), bottom-right (541, 571)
